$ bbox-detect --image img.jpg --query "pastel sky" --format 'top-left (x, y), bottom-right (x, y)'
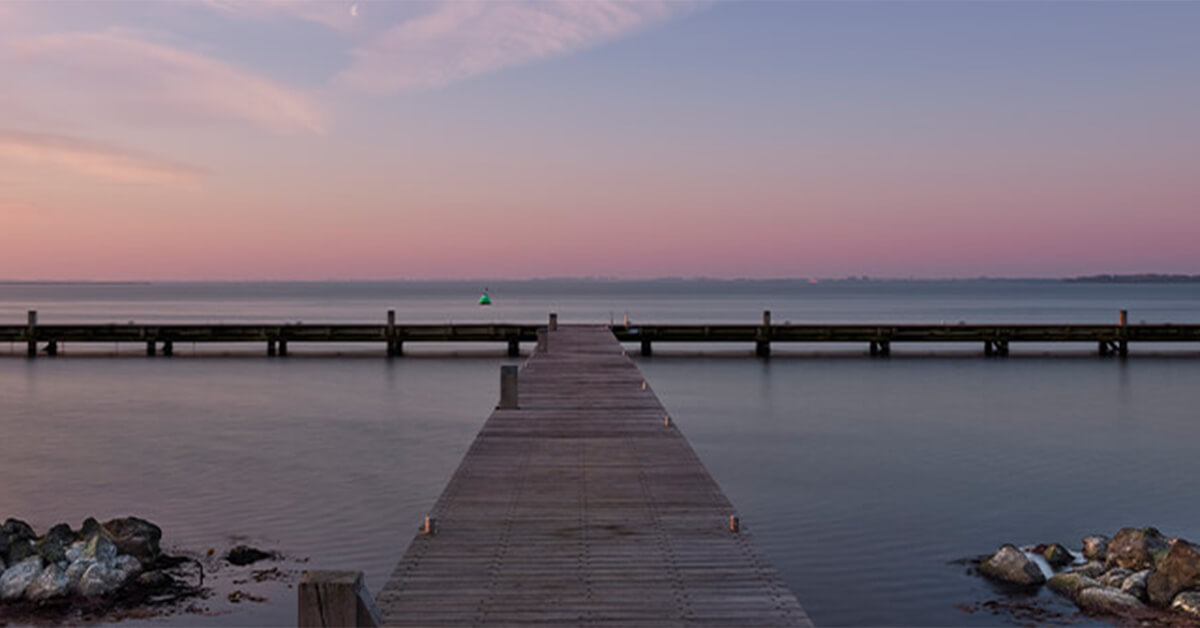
top-left (2, 1), bottom-right (1198, 280)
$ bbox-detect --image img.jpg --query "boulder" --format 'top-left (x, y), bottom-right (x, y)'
top-left (1172, 591), bottom-right (1200, 618)
top-left (0, 555), bottom-right (44, 601)
top-left (1044, 543), bottom-right (1073, 568)
top-left (102, 517), bottom-right (162, 566)
top-left (1047, 572), bottom-right (1100, 601)
top-left (26, 564), bottom-right (70, 601)
top-left (980, 544), bottom-right (1046, 586)
top-left (65, 558), bottom-right (95, 594)
top-left (226, 545), bottom-right (273, 566)
top-left (77, 556), bottom-right (139, 597)
top-left (1106, 527), bottom-right (1168, 571)
top-left (1121, 569), bottom-right (1150, 602)
top-left (2, 518), bottom-right (35, 541)
top-left (1147, 539), bottom-right (1200, 607)
top-left (1099, 567), bottom-right (1133, 588)
top-left (35, 522), bottom-right (75, 563)
top-left (1076, 586), bottom-right (1147, 616)
top-left (81, 531), bottom-right (118, 563)
top-left (136, 570), bottom-right (175, 589)
top-left (6, 537), bottom-right (37, 564)
top-left (1083, 535), bottom-right (1110, 561)
top-left (1073, 561), bottom-right (1106, 578)
top-left (79, 517), bottom-right (104, 540)
top-left (64, 540), bottom-right (86, 563)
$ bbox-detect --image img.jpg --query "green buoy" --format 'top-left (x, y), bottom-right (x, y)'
top-left (479, 290), bottom-right (492, 306)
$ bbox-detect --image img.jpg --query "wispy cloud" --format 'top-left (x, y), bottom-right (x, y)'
top-left (337, 1), bottom-right (699, 92)
top-left (0, 129), bottom-right (203, 184)
top-left (10, 31), bottom-right (325, 134)
top-left (201, 0), bottom-right (360, 33)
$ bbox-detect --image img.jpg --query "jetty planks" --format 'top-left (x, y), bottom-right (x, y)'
top-left (374, 325), bottom-right (811, 626)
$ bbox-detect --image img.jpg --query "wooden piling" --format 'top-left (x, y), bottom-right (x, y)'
top-left (498, 365), bottom-right (518, 409)
top-left (297, 570), bottom-right (380, 628)
top-left (641, 339), bottom-right (652, 356)
top-left (162, 341), bottom-right (173, 356)
top-left (45, 340), bottom-right (58, 356)
top-left (548, 312), bottom-right (558, 331)
top-left (536, 327), bottom-right (547, 353)
top-left (146, 341), bottom-right (156, 357)
top-left (268, 340), bottom-right (277, 357)
top-left (756, 310), bottom-right (771, 357)
top-left (26, 310), bottom-right (36, 358)
top-left (278, 340), bottom-right (288, 357)
top-left (506, 339), bottom-right (519, 357)
top-left (386, 310), bottom-right (397, 357)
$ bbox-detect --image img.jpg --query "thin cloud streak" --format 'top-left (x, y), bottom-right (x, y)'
top-left (201, 0), bottom-right (360, 33)
top-left (0, 129), bottom-right (203, 184)
top-left (10, 31), bottom-right (325, 134)
top-left (338, 0), bottom-right (700, 92)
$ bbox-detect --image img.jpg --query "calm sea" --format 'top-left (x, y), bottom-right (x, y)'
top-left (2, 280), bottom-right (1198, 626)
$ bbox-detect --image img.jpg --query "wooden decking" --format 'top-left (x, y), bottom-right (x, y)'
top-left (374, 326), bottom-right (811, 626)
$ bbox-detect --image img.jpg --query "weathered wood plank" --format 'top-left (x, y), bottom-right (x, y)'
top-left (374, 325), bottom-right (811, 626)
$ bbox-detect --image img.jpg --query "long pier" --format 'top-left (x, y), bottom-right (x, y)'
top-left (5, 310), bottom-right (1199, 358)
top-left (299, 325), bottom-right (811, 626)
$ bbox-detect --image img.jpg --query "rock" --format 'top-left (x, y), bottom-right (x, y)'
top-left (136, 570), bottom-right (175, 589)
top-left (1083, 535), bottom-right (1110, 561)
top-left (25, 563), bottom-right (70, 601)
top-left (35, 522), bottom-right (75, 563)
top-left (65, 558), bottom-right (94, 593)
top-left (1147, 539), bottom-right (1200, 607)
top-left (2, 518), bottom-right (35, 541)
top-left (6, 537), bottom-right (37, 564)
top-left (1047, 572), bottom-right (1100, 601)
top-left (79, 517), bottom-right (104, 540)
top-left (64, 540), bottom-right (86, 563)
top-left (1172, 591), bottom-right (1200, 618)
top-left (1044, 543), bottom-right (1073, 568)
top-left (1121, 569), bottom-right (1150, 601)
top-left (77, 556), bottom-right (139, 597)
top-left (979, 544), bottom-right (1046, 586)
top-left (1076, 586), bottom-right (1147, 616)
top-left (1099, 567), bottom-right (1133, 588)
top-left (102, 517), bottom-right (162, 566)
top-left (0, 555), bottom-right (44, 601)
top-left (1073, 561), bottom-right (1106, 578)
top-left (81, 531), bottom-right (118, 563)
top-left (226, 545), bottom-right (273, 566)
top-left (1106, 527), bottom-right (1169, 571)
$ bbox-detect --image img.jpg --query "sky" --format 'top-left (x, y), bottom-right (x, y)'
top-left (1, 0), bottom-right (1198, 280)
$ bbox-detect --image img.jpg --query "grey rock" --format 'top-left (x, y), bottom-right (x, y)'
top-left (78, 557), bottom-right (138, 597)
top-left (1172, 591), bottom-right (1200, 618)
top-left (79, 517), bottom-right (103, 539)
top-left (1073, 561), bottom-right (1107, 578)
top-left (1082, 535), bottom-right (1110, 561)
top-left (1147, 538), bottom-right (1200, 607)
top-left (65, 558), bottom-right (95, 594)
top-left (1121, 569), bottom-right (1150, 602)
top-left (64, 540), bottom-right (86, 563)
top-left (980, 544), bottom-right (1046, 586)
top-left (26, 564), bottom-right (70, 601)
top-left (1, 519), bottom-right (35, 541)
top-left (1044, 543), bottom-right (1074, 568)
top-left (103, 517), bottom-right (162, 566)
top-left (35, 523), bottom-right (75, 563)
top-left (1076, 586), bottom-right (1147, 616)
top-left (6, 537), bottom-right (37, 564)
top-left (136, 570), bottom-right (175, 589)
top-left (1047, 572), bottom-right (1100, 601)
top-left (81, 531), bottom-right (118, 563)
top-left (0, 555), bottom-right (44, 601)
top-left (1099, 567), bottom-right (1133, 588)
top-left (1106, 527), bottom-right (1168, 571)
top-left (226, 545), bottom-right (273, 566)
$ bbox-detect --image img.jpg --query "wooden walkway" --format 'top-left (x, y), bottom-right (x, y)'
top-left (374, 326), bottom-right (811, 626)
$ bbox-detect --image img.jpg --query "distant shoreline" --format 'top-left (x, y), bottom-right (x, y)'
top-left (1, 275), bottom-right (1198, 285)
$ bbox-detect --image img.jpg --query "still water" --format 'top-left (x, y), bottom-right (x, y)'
top-left (1, 280), bottom-right (1198, 626)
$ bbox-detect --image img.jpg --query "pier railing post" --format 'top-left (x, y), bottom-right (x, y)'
top-left (498, 365), bottom-right (519, 409)
top-left (297, 570), bottom-right (380, 628)
top-left (756, 310), bottom-right (771, 358)
top-left (26, 310), bottom-right (37, 358)
top-left (536, 327), bottom-right (548, 353)
top-left (549, 312), bottom-right (558, 331)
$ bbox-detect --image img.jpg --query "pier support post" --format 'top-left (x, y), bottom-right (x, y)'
top-left (386, 310), bottom-right (397, 357)
top-left (297, 570), bottom-right (380, 628)
top-left (46, 340), bottom-right (58, 356)
top-left (146, 341), bottom-right (156, 357)
top-left (878, 341), bottom-right (891, 357)
top-left (1118, 309), bottom-right (1129, 358)
top-left (498, 365), bottom-right (519, 409)
top-left (268, 340), bottom-right (277, 357)
top-left (278, 340), bottom-right (288, 357)
top-left (640, 340), bottom-right (652, 357)
top-left (507, 339), bottom-right (520, 357)
top-left (536, 328), bottom-right (547, 353)
top-left (162, 341), bottom-right (173, 357)
top-left (984, 340), bottom-right (994, 357)
top-left (26, 310), bottom-right (37, 358)
top-left (756, 310), bottom-right (771, 358)
top-left (549, 312), bottom-right (558, 331)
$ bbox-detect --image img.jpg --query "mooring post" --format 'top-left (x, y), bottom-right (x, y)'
top-left (756, 310), bottom-right (771, 358)
top-left (498, 365), bottom-right (519, 409)
top-left (549, 312), bottom-right (558, 331)
top-left (536, 327), bottom-right (548, 353)
top-left (297, 570), bottom-right (381, 628)
top-left (26, 310), bottom-right (37, 358)
top-left (386, 310), bottom-right (397, 357)
top-left (1118, 309), bottom-right (1129, 357)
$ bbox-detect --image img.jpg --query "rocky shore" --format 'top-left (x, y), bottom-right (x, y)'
top-left (976, 527), bottom-right (1200, 623)
top-left (0, 516), bottom-right (203, 622)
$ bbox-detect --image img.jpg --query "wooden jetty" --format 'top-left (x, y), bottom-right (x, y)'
top-left (299, 325), bottom-right (812, 627)
top-left (5, 309), bottom-right (1199, 358)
